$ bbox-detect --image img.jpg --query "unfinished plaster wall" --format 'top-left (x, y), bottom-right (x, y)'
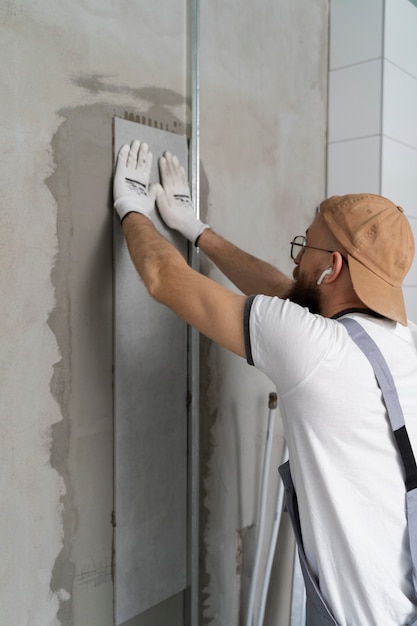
top-left (0, 0), bottom-right (328, 624)
top-left (198, 1), bottom-right (329, 624)
top-left (0, 2), bottom-right (187, 625)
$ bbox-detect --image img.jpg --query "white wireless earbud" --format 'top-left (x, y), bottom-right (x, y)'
top-left (317, 267), bottom-right (332, 285)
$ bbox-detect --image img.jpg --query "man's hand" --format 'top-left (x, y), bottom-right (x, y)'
top-left (156, 151), bottom-right (209, 244)
top-left (114, 140), bottom-right (156, 222)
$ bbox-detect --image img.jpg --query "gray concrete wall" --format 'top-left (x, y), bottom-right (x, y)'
top-left (0, 1), bottom-right (328, 624)
top-left (0, 2), bottom-right (188, 625)
top-left (199, 2), bottom-right (328, 624)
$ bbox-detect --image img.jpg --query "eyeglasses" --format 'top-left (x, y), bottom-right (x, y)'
top-left (290, 235), bottom-right (348, 264)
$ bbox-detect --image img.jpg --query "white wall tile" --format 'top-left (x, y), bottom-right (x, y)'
top-left (383, 61), bottom-right (417, 149)
top-left (385, 0), bottom-right (417, 79)
top-left (327, 136), bottom-right (381, 196)
top-left (327, 1), bottom-right (417, 324)
top-left (329, 0), bottom-right (383, 70)
top-left (328, 60), bottom-right (382, 142)
top-left (381, 137), bottom-right (417, 216)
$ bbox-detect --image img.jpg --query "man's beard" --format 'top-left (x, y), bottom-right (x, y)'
top-left (286, 273), bottom-right (321, 314)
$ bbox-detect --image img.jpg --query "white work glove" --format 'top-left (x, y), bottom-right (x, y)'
top-left (156, 151), bottom-right (209, 244)
top-left (113, 140), bottom-right (156, 222)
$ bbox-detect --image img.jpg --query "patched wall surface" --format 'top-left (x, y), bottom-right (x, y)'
top-left (0, 1), bottom-right (328, 624)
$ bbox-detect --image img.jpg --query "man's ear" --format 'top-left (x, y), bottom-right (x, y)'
top-left (317, 253), bottom-right (344, 285)
top-left (317, 267), bottom-right (333, 285)
top-left (329, 251), bottom-right (345, 280)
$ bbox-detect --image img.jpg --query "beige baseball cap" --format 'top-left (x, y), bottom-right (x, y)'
top-left (320, 194), bottom-right (414, 325)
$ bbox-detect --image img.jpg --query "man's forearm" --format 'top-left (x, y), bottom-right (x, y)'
top-left (122, 213), bottom-right (186, 301)
top-left (120, 212), bottom-right (248, 358)
top-left (197, 228), bottom-right (292, 297)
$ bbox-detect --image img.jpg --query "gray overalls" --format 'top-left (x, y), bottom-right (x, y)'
top-left (279, 319), bottom-right (417, 626)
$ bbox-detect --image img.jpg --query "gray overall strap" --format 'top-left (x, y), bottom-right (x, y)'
top-left (279, 461), bottom-right (340, 625)
top-left (339, 317), bottom-right (417, 600)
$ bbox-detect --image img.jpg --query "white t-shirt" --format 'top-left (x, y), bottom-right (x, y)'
top-left (245, 295), bottom-right (417, 626)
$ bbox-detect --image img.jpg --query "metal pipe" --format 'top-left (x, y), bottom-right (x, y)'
top-left (188, 0), bottom-right (200, 624)
top-left (257, 443), bottom-right (288, 626)
top-left (246, 392), bottom-right (278, 626)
